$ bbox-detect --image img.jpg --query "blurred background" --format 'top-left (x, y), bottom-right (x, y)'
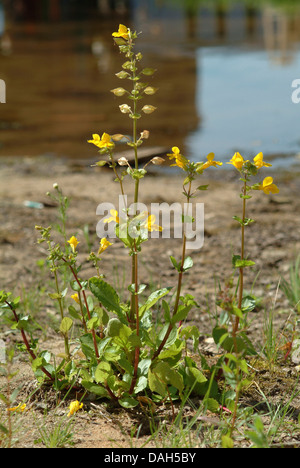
top-left (0, 0), bottom-right (300, 169)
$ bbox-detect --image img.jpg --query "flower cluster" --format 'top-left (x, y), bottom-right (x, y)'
top-left (227, 151), bottom-right (279, 195)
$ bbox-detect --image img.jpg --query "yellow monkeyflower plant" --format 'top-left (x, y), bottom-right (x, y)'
top-left (201, 152), bottom-right (223, 170)
top-left (112, 24), bottom-right (129, 40)
top-left (143, 214), bottom-right (163, 232)
top-left (103, 209), bottom-right (120, 224)
top-left (67, 236), bottom-right (79, 253)
top-left (98, 238), bottom-right (113, 255)
top-left (0, 24), bottom-right (283, 435)
top-left (67, 401), bottom-right (83, 418)
top-left (227, 151), bottom-right (248, 171)
top-left (7, 403), bottom-right (27, 413)
top-left (253, 152), bottom-right (272, 169)
top-left (259, 176), bottom-right (280, 194)
top-left (71, 293), bottom-right (80, 305)
top-left (87, 132), bottom-right (115, 151)
top-left (167, 146), bottom-right (189, 171)
top-left (222, 151), bottom-right (279, 351)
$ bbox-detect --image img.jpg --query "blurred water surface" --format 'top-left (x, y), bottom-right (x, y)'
top-left (0, 0), bottom-right (300, 169)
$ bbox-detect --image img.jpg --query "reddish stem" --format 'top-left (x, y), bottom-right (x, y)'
top-left (63, 259), bottom-right (100, 360)
top-left (5, 301), bottom-right (53, 381)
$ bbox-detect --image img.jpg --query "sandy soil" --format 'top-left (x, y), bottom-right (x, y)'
top-left (0, 154), bottom-right (299, 448)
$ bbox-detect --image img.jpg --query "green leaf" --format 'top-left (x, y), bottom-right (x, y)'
top-left (0, 291), bottom-right (11, 304)
top-left (205, 398), bottom-right (220, 413)
top-left (180, 325), bottom-right (200, 351)
top-left (182, 215), bottom-right (194, 224)
top-left (158, 340), bottom-right (184, 361)
top-left (241, 296), bottom-right (257, 313)
top-left (94, 306), bottom-right (109, 326)
top-left (59, 317), bottom-right (73, 335)
top-left (107, 318), bottom-right (131, 342)
top-left (68, 305), bottom-right (81, 321)
top-left (232, 255), bottom-right (255, 268)
top-left (222, 435), bottom-right (234, 448)
top-left (81, 381), bottom-right (108, 397)
top-left (118, 395), bottom-right (139, 409)
top-left (0, 423), bottom-right (9, 434)
top-left (141, 67), bottom-right (156, 76)
top-left (170, 256), bottom-right (180, 272)
top-left (148, 368), bottom-right (166, 397)
top-left (89, 277), bottom-right (122, 316)
top-left (87, 316), bottom-right (100, 331)
top-left (95, 361), bottom-right (112, 384)
top-left (135, 376), bottom-right (148, 393)
top-left (196, 185), bottom-right (209, 191)
top-left (152, 361), bottom-right (184, 394)
top-left (80, 333), bottom-right (100, 359)
top-left (139, 288), bottom-right (172, 318)
top-left (182, 257), bottom-right (193, 272)
top-left (232, 306), bottom-right (243, 319)
top-left (48, 292), bottom-right (62, 300)
top-left (128, 333), bottom-right (142, 349)
top-left (137, 359), bottom-right (152, 377)
top-left (233, 216), bottom-right (255, 226)
top-left (162, 300), bottom-right (171, 322)
top-left (128, 283), bottom-right (147, 295)
top-left (171, 305), bottom-right (192, 325)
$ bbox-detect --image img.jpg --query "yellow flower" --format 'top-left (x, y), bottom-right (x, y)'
top-left (227, 152), bottom-right (248, 171)
top-left (71, 293), bottom-right (80, 305)
top-left (68, 236), bottom-right (79, 253)
top-left (259, 177), bottom-right (279, 195)
top-left (103, 209), bottom-right (120, 224)
top-left (87, 133), bottom-right (115, 150)
top-left (7, 403), bottom-right (27, 413)
top-left (253, 152), bottom-right (272, 169)
top-left (202, 153), bottom-right (223, 170)
top-left (143, 215), bottom-right (163, 232)
top-left (98, 238), bottom-right (113, 255)
top-left (112, 24), bottom-right (129, 40)
top-left (67, 400), bottom-right (83, 418)
top-left (167, 147), bottom-right (189, 171)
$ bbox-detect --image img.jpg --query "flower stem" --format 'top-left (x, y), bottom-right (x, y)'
top-left (130, 58), bottom-right (140, 323)
top-left (129, 242), bottom-right (140, 395)
top-left (5, 301), bottom-right (54, 381)
top-left (62, 259), bottom-right (100, 361)
top-left (152, 182), bottom-right (191, 361)
top-left (52, 260), bottom-right (71, 361)
top-left (233, 179), bottom-right (247, 349)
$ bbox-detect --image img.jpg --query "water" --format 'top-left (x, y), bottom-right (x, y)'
top-left (0, 0), bottom-right (300, 170)
top-left (187, 46), bottom-right (300, 168)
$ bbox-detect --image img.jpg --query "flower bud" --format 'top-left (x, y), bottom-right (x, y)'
top-left (112, 134), bottom-right (125, 142)
top-left (151, 157), bottom-right (165, 165)
top-left (115, 71), bottom-right (130, 79)
top-left (119, 104), bottom-right (132, 114)
top-left (142, 105), bottom-right (157, 114)
top-left (111, 87), bottom-right (127, 97)
top-left (140, 130), bottom-right (150, 139)
top-left (144, 86), bottom-right (158, 95)
top-left (118, 156), bottom-right (129, 166)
